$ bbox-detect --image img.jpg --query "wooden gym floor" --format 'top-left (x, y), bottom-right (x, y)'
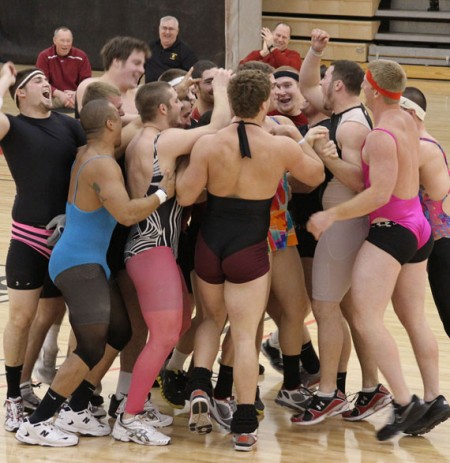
top-left (0, 73), bottom-right (449, 462)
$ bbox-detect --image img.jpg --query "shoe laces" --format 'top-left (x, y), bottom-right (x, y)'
top-left (5, 398), bottom-right (24, 421)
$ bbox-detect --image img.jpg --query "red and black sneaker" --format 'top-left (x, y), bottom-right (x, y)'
top-left (291, 389), bottom-right (349, 425)
top-left (343, 384), bottom-right (392, 421)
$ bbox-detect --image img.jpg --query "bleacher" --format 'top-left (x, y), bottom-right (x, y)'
top-left (262, 0), bottom-right (450, 80)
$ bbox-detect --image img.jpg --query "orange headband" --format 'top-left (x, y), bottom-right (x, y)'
top-left (366, 70), bottom-right (402, 100)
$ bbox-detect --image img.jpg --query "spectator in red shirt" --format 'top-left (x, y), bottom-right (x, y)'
top-left (240, 23), bottom-right (301, 71)
top-left (36, 27), bottom-right (92, 110)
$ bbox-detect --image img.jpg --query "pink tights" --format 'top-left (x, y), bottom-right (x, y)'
top-left (125, 246), bottom-right (191, 414)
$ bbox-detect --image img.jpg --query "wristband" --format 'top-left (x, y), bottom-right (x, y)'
top-left (309, 47), bottom-right (324, 57)
top-left (154, 189), bottom-right (168, 205)
top-left (268, 44), bottom-right (274, 52)
top-left (298, 138), bottom-right (306, 146)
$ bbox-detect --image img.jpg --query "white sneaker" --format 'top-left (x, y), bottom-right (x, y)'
top-left (54, 405), bottom-right (111, 436)
top-left (16, 418), bottom-right (78, 447)
top-left (112, 412), bottom-right (171, 446)
top-left (4, 397), bottom-right (24, 432)
top-left (20, 381), bottom-right (41, 412)
top-left (209, 397), bottom-right (236, 431)
top-left (116, 396), bottom-right (173, 428)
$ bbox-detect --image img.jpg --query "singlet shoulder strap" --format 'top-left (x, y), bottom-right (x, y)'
top-left (372, 127), bottom-right (398, 145)
top-left (420, 137), bottom-right (448, 167)
top-left (72, 155), bottom-right (112, 202)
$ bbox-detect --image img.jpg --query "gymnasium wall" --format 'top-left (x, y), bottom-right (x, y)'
top-left (0, 0), bottom-right (226, 69)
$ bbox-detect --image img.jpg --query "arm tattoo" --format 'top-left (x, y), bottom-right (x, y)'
top-left (92, 182), bottom-right (107, 203)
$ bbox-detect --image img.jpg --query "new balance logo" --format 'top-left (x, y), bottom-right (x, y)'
top-left (40, 430), bottom-right (50, 437)
top-left (83, 417), bottom-right (90, 424)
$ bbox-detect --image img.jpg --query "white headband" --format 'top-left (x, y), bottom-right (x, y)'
top-left (14, 70), bottom-right (46, 106)
top-left (399, 96), bottom-right (426, 121)
top-left (168, 76), bottom-right (185, 87)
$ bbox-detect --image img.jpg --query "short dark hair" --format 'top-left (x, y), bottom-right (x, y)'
top-left (158, 68), bottom-right (187, 82)
top-left (9, 67), bottom-right (45, 108)
top-left (80, 99), bottom-right (119, 137)
top-left (331, 60), bottom-right (365, 96)
top-left (228, 70), bottom-right (271, 118)
top-left (192, 60), bottom-right (217, 79)
top-left (101, 36), bottom-right (150, 70)
top-left (135, 82), bottom-right (173, 122)
top-left (402, 86), bottom-right (427, 112)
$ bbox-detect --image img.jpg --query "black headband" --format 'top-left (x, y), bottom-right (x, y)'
top-left (273, 70), bottom-right (299, 81)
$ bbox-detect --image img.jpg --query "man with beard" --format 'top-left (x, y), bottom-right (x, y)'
top-left (190, 60), bottom-right (218, 125)
top-left (0, 63), bottom-right (85, 433)
top-left (292, 29), bottom-right (392, 426)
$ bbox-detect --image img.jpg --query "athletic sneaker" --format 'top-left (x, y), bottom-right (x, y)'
top-left (275, 385), bottom-right (313, 412)
top-left (404, 395), bottom-right (450, 436)
top-left (112, 412), bottom-right (171, 446)
top-left (209, 397), bottom-right (236, 430)
top-left (20, 381), bottom-right (41, 412)
top-left (343, 384), bottom-right (392, 421)
top-left (4, 396), bottom-right (24, 432)
top-left (54, 405), bottom-right (111, 436)
top-left (261, 339), bottom-right (283, 374)
top-left (376, 394), bottom-right (428, 441)
top-left (189, 389), bottom-right (212, 434)
top-left (157, 368), bottom-right (188, 409)
top-left (16, 418), bottom-right (78, 447)
top-left (233, 431), bottom-right (257, 451)
top-left (291, 389), bottom-right (350, 425)
top-left (115, 395), bottom-right (173, 428)
top-left (255, 386), bottom-right (265, 416)
top-left (300, 367), bottom-right (321, 390)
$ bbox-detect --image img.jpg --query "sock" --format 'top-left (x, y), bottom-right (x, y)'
top-left (166, 348), bottom-right (189, 372)
top-left (214, 364), bottom-right (234, 399)
top-left (186, 367), bottom-right (213, 397)
top-left (269, 331), bottom-right (280, 349)
top-left (230, 404), bottom-right (258, 434)
top-left (282, 354), bottom-right (301, 390)
top-left (29, 388), bottom-right (66, 424)
top-left (5, 365), bottom-right (23, 398)
top-left (300, 341), bottom-right (320, 374)
top-left (68, 379), bottom-right (96, 412)
top-left (337, 372), bottom-right (347, 394)
top-left (115, 371), bottom-right (133, 399)
top-left (316, 390), bottom-right (335, 398)
top-left (362, 385), bottom-right (378, 393)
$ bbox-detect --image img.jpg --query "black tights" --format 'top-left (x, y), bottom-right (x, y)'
top-left (428, 238), bottom-right (450, 337)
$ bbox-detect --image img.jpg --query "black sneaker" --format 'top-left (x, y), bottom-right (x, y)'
top-left (376, 394), bottom-right (428, 441)
top-left (255, 386), bottom-right (265, 417)
top-left (404, 395), bottom-right (450, 436)
top-left (261, 339), bottom-right (283, 374)
top-left (157, 368), bottom-right (188, 409)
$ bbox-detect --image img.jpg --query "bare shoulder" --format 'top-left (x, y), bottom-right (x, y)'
top-left (271, 115), bottom-right (296, 127)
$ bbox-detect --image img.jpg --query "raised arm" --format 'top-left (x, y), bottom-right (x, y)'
top-left (0, 62), bottom-right (16, 141)
top-left (299, 29), bottom-right (331, 115)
